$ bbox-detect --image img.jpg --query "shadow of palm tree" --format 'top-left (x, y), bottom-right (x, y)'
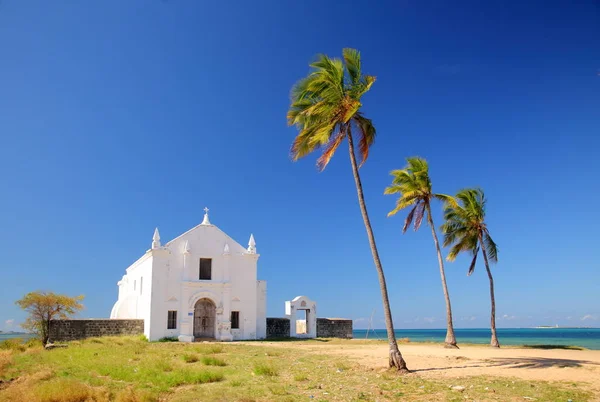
top-left (412, 356), bottom-right (600, 373)
top-left (484, 357), bottom-right (599, 369)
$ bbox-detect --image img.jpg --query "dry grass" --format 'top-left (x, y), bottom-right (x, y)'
top-left (0, 350), bottom-right (13, 377)
top-left (0, 336), bottom-right (594, 401)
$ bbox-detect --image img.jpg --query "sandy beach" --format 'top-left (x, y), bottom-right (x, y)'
top-left (247, 340), bottom-right (600, 395)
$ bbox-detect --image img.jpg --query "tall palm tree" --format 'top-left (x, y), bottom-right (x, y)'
top-left (287, 48), bottom-right (409, 371)
top-left (384, 157), bottom-right (458, 348)
top-left (441, 188), bottom-right (500, 347)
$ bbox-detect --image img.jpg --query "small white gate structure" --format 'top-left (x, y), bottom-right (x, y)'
top-left (285, 296), bottom-right (317, 338)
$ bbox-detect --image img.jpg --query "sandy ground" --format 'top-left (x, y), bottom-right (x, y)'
top-left (247, 341), bottom-right (600, 393)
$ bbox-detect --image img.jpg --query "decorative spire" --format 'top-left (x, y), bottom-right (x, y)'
top-left (183, 240), bottom-right (191, 254)
top-left (201, 207), bottom-right (211, 225)
top-left (247, 234), bottom-right (256, 254)
top-left (223, 242), bottom-right (230, 255)
top-left (152, 228), bottom-right (161, 249)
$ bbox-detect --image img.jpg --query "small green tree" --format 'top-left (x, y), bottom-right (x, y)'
top-left (15, 291), bottom-right (84, 344)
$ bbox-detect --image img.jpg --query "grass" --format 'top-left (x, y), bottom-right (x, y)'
top-left (253, 362), bottom-right (278, 376)
top-left (0, 336), bottom-right (594, 401)
top-left (181, 353), bottom-right (200, 363)
top-left (201, 356), bottom-right (226, 366)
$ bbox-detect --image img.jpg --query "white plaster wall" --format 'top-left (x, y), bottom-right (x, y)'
top-left (110, 253), bottom-right (154, 340)
top-left (111, 222), bottom-right (265, 341)
top-left (256, 280), bottom-right (267, 339)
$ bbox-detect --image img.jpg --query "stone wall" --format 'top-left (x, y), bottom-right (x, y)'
top-left (316, 318), bottom-right (353, 339)
top-left (267, 317), bottom-right (353, 339)
top-left (266, 317), bottom-right (290, 338)
top-left (48, 319), bottom-right (144, 342)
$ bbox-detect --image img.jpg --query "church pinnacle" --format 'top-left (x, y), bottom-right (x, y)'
top-left (247, 234), bottom-right (257, 254)
top-left (152, 228), bottom-right (161, 249)
top-left (201, 207), bottom-right (211, 225)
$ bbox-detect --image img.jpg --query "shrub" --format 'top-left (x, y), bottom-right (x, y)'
top-left (33, 378), bottom-right (108, 402)
top-left (0, 350), bottom-right (13, 377)
top-left (138, 334), bottom-right (149, 342)
top-left (25, 338), bottom-right (44, 349)
top-left (115, 387), bottom-right (156, 402)
top-left (204, 345), bottom-right (224, 354)
top-left (293, 373), bottom-right (308, 381)
top-left (0, 338), bottom-right (26, 352)
top-left (157, 336), bottom-right (178, 343)
top-left (182, 353), bottom-right (199, 363)
top-left (253, 363), bottom-right (278, 376)
top-left (201, 356), bottom-right (226, 366)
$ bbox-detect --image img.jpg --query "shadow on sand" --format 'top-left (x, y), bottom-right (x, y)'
top-left (412, 356), bottom-right (599, 373)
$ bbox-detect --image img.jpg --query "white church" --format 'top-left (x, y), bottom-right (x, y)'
top-left (110, 209), bottom-right (267, 342)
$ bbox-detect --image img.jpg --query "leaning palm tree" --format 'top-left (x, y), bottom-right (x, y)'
top-left (384, 157), bottom-right (458, 348)
top-left (287, 48), bottom-right (409, 371)
top-left (441, 188), bottom-right (500, 347)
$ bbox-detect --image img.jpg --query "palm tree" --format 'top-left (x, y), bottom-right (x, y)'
top-left (384, 157), bottom-right (458, 348)
top-left (287, 48), bottom-right (409, 372)
top-left (441, 188), bottom-right (500, 347)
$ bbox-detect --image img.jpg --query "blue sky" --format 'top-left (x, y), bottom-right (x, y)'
top-left (1, 1), bottom-right (598, 332)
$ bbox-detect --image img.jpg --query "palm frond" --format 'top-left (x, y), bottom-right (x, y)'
top-left (483, 230), bottom-right (498, 263)
top-left (434, 193), bottom-right (457, 208)
top-left (342, 48), bottom-right (361, 85)
top-left (288, 49), bottom-right (375, 170)
top-left (316, 128), bottom-right (346, 170)
top-left (386, 194), bottom-right (418, 217)
top-left (467, 247), bottom-right (479, 276)
top-left (403, 204), bottom-right (418, 233)
top-left (353, 114), bottom-right (376, 167)
top-left (413, 201), bottom-right (425, 231)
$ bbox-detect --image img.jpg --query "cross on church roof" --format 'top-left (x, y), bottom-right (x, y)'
top-left (201, 206), bottom-right (211, 225)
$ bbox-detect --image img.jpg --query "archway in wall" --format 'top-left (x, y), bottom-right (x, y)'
top-left (296, 309), bottom-right (308, 335)
top-left (193, 298), bottom-right (216, 339)
top-left (286, 296), bottom-right (317, 338)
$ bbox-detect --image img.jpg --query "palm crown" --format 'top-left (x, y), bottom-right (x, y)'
top-left (384, 157), bottom-right (454, 232)
top-left (287, 48), bottom-right (376, 170)
top-left (441, 188), bottom-right (498, 275)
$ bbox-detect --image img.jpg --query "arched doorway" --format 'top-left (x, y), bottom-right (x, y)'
top-left (193, 298), bottom-right (216, 339)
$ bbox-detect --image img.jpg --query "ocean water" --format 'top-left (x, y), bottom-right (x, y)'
top-left (0, 333), bottom-right (35, 342)
top-left (353, 328), bottom-right (600, 350)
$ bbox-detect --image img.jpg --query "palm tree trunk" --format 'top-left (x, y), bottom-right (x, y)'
top-left (479, 234), bottom-right (500, 348)
top-left (424, 202), bottom-right (458, 348)
top-left (346, 128), bottom-right (409, 372)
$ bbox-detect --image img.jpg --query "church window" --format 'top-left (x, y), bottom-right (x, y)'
top-left (231, 311), bottom-right (240, 329)
top-left (167, 311), bottom-right (177, 329)
top-left (133, 280), bottom-right (136, 291)
top-left (199, 258), bottom-right (212, 280)
top-left (140, 277), bottom-right (143, 295)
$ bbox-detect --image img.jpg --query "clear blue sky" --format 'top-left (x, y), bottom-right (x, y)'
top-left (1, 1), bottom-right (598, 332)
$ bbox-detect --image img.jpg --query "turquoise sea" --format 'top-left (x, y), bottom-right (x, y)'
top-left (353, 328), bottom-right (600, 350)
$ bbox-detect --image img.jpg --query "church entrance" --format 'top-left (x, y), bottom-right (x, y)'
top-left (193, 298), bottom-right (216, 339)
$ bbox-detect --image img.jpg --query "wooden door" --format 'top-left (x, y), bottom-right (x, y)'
top-left (193, 299), bottom-right (215, 339)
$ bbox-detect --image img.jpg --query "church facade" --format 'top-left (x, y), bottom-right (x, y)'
top-left (110, 210), bottom-right (267, 342)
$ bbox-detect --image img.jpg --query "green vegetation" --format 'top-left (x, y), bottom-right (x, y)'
top-left (442, 188), bottom-right (500, 347)
top-left (158, 336), bottom-right (179, 343)
top-left (385, 157), bottom-right (459, 348)
top-left (15, 291), bottom-right (84, 344)
top-left (287, 48), bottom-right (408, 371)
top-left (0, 336), bottom-right (592, 401)
top-left (201, 356), bottom-right (226, 366)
